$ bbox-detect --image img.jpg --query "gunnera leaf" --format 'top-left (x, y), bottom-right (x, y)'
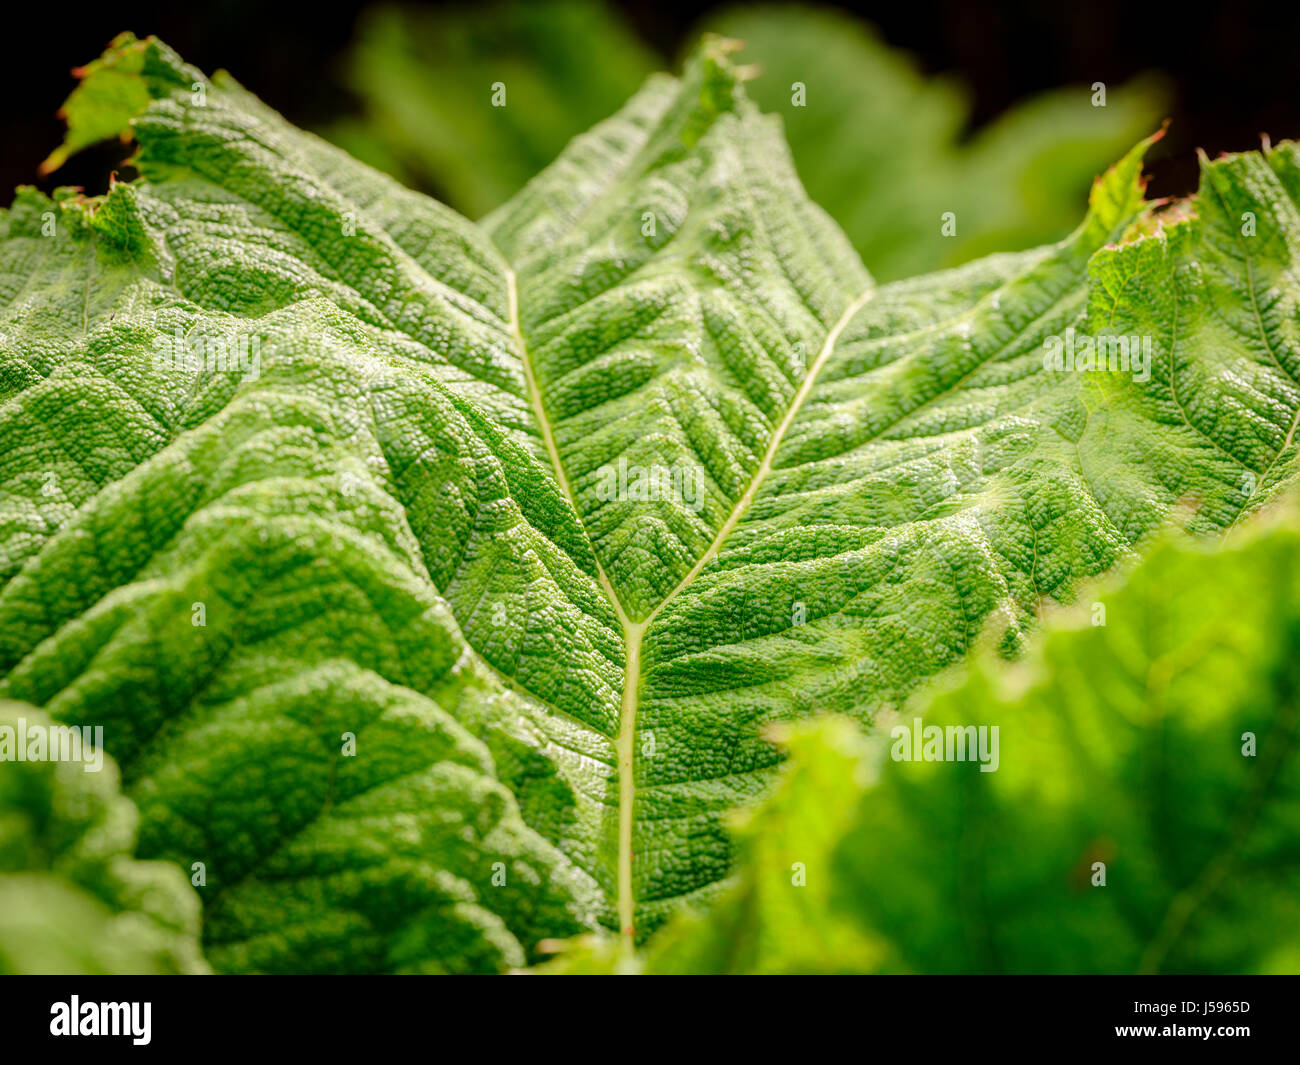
top-left (3, 31), bottom-right (1300, 968)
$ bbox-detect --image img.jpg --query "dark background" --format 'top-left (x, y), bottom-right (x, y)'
top-left (3, 0), bottom-right (1296, 200)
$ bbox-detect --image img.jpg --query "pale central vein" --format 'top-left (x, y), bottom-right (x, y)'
top-left (506, 264), bottom-right (873, 943)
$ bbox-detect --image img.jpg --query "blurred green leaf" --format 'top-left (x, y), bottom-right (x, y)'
top-left (327, 0), bottom-right (657, 216)
top-left (0, 701), bottom-right (209, 974)
top-left (704, 3), bottom-right (1168, 279)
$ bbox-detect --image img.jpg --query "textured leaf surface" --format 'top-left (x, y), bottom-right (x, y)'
top-left (580, 505), bottom-right (1300, 973)
top-left (4, 32), bottom-right (1300, 968)
top-left (0, 34), bottom-right (603, 972)
top-left (0, 700), bottom-right (208, 974)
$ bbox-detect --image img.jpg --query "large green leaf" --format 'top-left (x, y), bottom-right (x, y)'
top-left (0, 34), bottom-right (604, 972)
top-left (3, 32), bottom-right (1299, 970)
top-left (573, 502), bottom-right (1300, 973)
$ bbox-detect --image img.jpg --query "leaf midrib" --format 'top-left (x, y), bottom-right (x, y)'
top-left (505, 263), bottom-right (874, 940)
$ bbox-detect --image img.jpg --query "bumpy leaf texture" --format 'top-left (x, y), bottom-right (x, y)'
top-left (2, 32), bottom-right (1299, 970)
